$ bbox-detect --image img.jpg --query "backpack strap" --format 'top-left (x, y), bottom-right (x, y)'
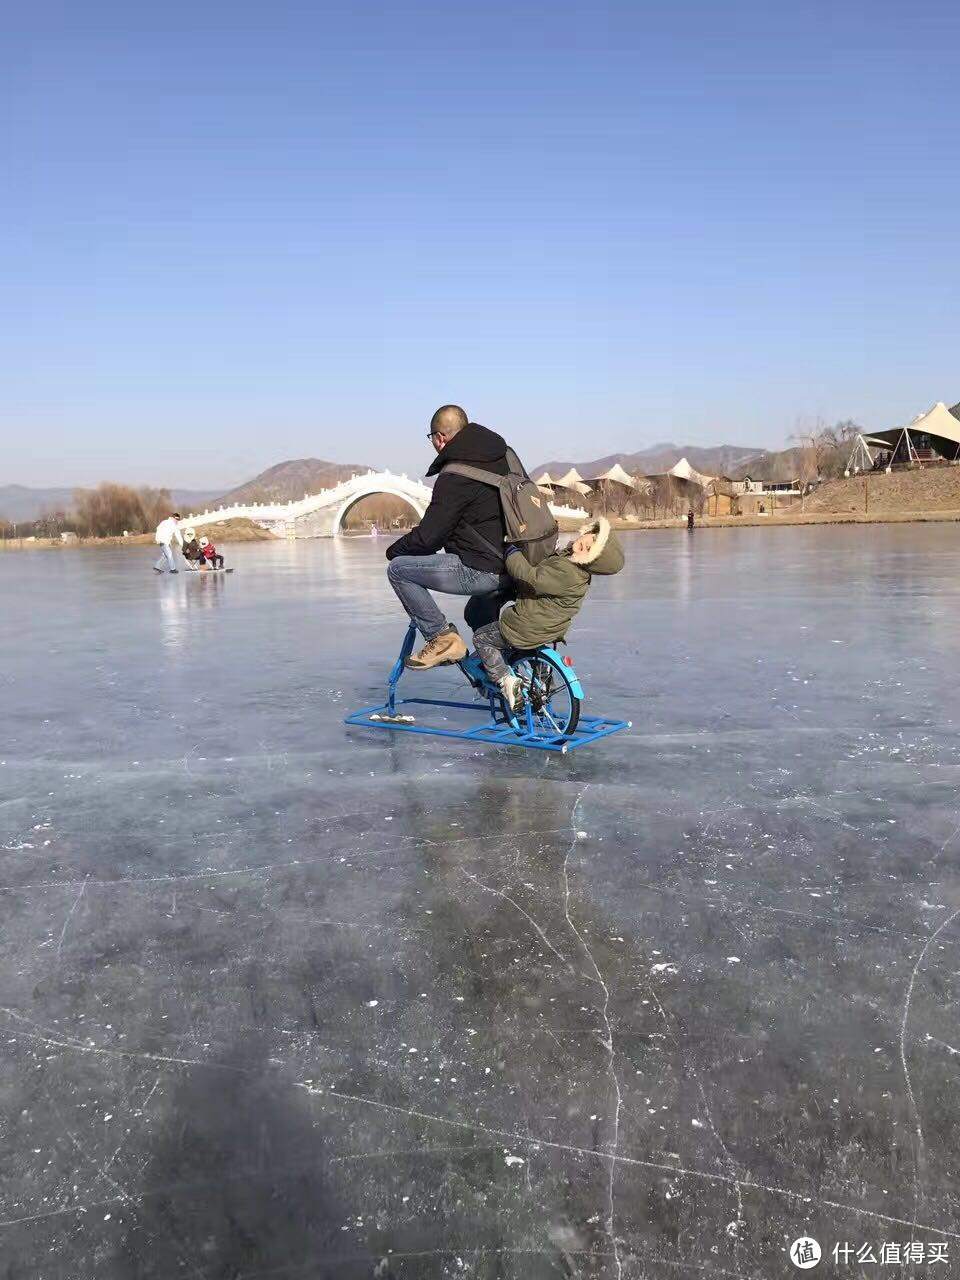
top-left (440, 453), bottom-right (530, 565)
top-left (442, 462), bottom-right (506, 487)
top-left (444, 451), bottom-right (529, 484)
top-left (460, 523), bottom-right (506, 563)
top-left (438, 465), bottom-right (508, 562)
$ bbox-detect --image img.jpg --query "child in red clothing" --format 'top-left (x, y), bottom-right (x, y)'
top-left (199, 537), bottom-right (224, 570)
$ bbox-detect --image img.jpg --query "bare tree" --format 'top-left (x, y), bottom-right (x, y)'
top-left (34, 509), bottom-right (71, 539)
top-left (819, 420), bottom-right (862, 478)
top-left (73, 484), bottom-right (168, 538)
top-left (595, 479), bottom-right (636, 518)
top-left (791, 419), bottom-right (865, 493)
top-left (138, 487), bottom-right (174, 529)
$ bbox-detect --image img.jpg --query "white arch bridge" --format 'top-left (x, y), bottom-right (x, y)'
top-left (183, 469), bottom-right (588, 539)
top-left (183, 471), bottom-right (432, 538)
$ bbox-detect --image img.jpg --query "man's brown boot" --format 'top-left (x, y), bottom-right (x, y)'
top-left (405, 626), bottom-right (468, 669)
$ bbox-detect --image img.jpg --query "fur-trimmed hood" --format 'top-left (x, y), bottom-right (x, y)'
top-left (568, 517), bottom-right (624, 575)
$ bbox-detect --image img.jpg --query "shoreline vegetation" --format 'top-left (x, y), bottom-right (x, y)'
top-left (5, 508), bottom-right (960, 551)
top-left (0, 517), bottom-right (278, 550)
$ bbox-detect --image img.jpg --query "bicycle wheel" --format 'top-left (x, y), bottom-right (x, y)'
top-left (509, 651), bottom-right (581, 739)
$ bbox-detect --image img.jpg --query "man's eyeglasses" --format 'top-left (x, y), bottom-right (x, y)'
top-left (427, 430), bottom-right (444, 441)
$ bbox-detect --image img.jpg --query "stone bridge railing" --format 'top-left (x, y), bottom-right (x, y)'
top-left (183, 469), bottom-right (588, 538)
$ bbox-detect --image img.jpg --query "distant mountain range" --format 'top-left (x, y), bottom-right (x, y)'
top-left (0, 484), bottom-right (221, 524)
top-left (532, 442), bottom-right (768, 479)
top-left (5, 443), bottom-right (808, 524)
top-left (0, 460), bottom-right (371, 523)
top-left (211, 458), bottom-right (370, 507)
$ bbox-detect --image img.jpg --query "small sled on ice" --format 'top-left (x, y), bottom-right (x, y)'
top-left (344, 625), bottom-right (630, 755)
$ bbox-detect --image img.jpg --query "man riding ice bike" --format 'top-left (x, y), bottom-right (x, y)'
top-left (385, 405), bottom-right (515, 668)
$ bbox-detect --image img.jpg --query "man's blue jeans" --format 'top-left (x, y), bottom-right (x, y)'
top-left (154, 544), bottom-right (177, 572)
top-left (387, 554), bottom-right (510, 639)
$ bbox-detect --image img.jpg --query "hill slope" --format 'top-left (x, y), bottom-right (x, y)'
top-left (213, 459), bottom-right (371, 506)
top-left (805, 467), bottom-right (960, 515)
top-left (726, 447), bottom-right (810, 482)
top-left (534, 442), bottom-right (765, 479)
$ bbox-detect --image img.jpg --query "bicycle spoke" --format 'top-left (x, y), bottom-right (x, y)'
top-left (508, 654), bottom-right (577, 739)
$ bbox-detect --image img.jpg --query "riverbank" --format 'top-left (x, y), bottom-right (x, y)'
top-left (557, 509), bottom-right (960, 532)
top-left (0, 517), bottom-right (279, 550)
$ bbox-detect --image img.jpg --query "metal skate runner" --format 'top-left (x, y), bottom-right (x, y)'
top-left (344, 624), bottom-right (630, 754)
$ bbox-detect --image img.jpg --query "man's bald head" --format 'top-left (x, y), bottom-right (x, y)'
top-left (429, 405), bottom-right (468, 438)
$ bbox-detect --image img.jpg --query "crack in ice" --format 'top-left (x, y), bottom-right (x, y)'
top-left (297, 1084), bottom-right (960, 1244)
top-left (646, 985), bottom-right (745, 1261)
top-left (898, 904), bottom-right (960, 1232)
top-left (560, 784), bottom-right (622, 1280)
top-left (461, 870), bottom-right (576, 974)
top-left (55, 875), bottom-right (88, 963)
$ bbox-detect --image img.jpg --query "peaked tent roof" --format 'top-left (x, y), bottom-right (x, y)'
top-left (668, 456), bottom-right (714, 487)
top-left (868, 402), bottom-right (960, 450)
top-left (594, 463), bottom-right (637, 488)
top-left (555, 467), bottom-right (587, 488)
top-left (533, 472), bottom-right (556, 488)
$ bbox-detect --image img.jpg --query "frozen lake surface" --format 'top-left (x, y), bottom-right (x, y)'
top-left (3, 527), bottom-right (960, 1277)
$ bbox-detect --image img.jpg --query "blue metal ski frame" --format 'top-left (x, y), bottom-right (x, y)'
top-left (344, 624), bottom-right (631, 754)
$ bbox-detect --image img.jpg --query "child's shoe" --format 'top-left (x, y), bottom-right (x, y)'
top-left (498, 673), bottom-right (522, 712)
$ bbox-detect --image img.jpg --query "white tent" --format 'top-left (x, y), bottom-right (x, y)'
top-left (594, 462), bottom-right (637, 488)
top-left (554, 467), bottom-right (587, 489)
top-left (668, 457), bottom-right (714, 487)
top-left (904, 401), bottom-right (960, 446)
top-left (533, 472), bottom-right (556, 489)
top-left (845, 401), bottom-right (960, 473)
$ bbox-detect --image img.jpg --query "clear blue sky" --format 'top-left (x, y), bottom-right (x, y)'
top-left (4, 0), bottom-right (959, 488)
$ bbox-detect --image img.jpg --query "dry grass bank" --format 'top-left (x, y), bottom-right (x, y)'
top-left (0, 518), bottom-right (279, 550)
top-left (558, 510), bottom-right (960, 533)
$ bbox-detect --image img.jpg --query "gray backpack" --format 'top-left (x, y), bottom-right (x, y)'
top-left (444, 447), bottom-right (559, 566)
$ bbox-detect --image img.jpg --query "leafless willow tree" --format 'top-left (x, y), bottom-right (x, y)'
top-left (73, 484), bottom-right (174, 537)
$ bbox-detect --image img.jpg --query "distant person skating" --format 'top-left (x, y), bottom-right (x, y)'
top-left (385, 405), bottom-right (515, 669)
top-left (181, 528), bottom-right (205, 569)
top-left (199, 537), bottom-right (224, 570)
top-left (472, 518), bottom-right (624, 709)
top-left (153, 512), bottom-right (183, 573)
top-left (687, 510), bottom-right (695, 530)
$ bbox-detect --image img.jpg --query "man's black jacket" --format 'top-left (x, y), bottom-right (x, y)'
top-left (385, 422), bottom-right (509, 573)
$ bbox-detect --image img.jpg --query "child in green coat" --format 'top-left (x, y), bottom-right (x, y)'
top-left (472, 517), bottom-right (624, 709)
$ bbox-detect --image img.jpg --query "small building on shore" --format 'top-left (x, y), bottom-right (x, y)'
top-left (732, 474), bottom-right (804, 514)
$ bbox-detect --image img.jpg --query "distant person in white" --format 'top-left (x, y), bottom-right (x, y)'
top-left (153, 512), bottom-right (183, 573)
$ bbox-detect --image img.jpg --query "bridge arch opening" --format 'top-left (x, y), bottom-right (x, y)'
top-left (334, 489), bottom-right (425, 535)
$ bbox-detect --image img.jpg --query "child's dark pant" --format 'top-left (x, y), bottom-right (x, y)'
top-left (473, 622), bottom-right (511, 683)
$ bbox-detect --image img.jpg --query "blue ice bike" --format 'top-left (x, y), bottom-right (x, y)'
top-left (344, 624), bottom-right (630, 754)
